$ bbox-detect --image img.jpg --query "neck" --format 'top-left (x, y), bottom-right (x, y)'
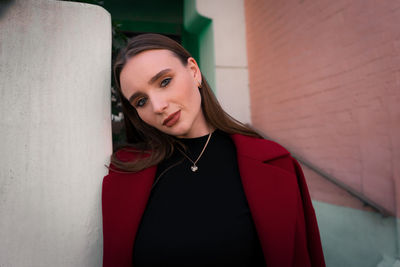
top-left (177, 112), bottom-right (214, 138)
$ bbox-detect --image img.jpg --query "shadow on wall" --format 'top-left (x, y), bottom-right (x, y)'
top-left (0, 0), bottom-right (15, 19)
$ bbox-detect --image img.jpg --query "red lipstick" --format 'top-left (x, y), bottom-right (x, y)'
top-left (163, 110), bottom-right (180, 127)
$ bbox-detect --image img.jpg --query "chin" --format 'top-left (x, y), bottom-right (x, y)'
top-left (155, 126), bottom-right (182, 137)
top-left (166, 125), bottom-right (191, 138)
top-left (155, 118), bottom-right (194, 137)
top-left (169, 129), bottom-right (190, 138)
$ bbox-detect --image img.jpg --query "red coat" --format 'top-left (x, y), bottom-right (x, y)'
top-left (102, 134), bottom-right (326, 267)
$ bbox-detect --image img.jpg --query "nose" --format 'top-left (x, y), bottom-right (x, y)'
top-left (151, 94), bottom-right (168, 114)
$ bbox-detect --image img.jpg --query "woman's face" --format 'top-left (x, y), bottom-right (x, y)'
top-left (119, 49), bottom-right (209, 138)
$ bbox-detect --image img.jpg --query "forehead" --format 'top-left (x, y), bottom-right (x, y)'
top-left (120, 49), bottom-right (183, 83)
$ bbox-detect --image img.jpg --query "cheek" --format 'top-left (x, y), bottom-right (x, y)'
top-left (187, 88), bottom-right (202, 110)
top-left (181, 80), bottom-right (201, 107)
top-left (136, 109), bottom-right (157, 127)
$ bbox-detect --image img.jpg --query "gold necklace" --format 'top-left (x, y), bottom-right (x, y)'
top-left (177, 130), bottom-right (213, 172)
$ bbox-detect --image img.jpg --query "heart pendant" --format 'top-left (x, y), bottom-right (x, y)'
top-left (191, 165), bottom-right (198, 172)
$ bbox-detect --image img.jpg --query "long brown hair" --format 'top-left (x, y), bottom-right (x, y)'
top-left (112, 33), bottom-right (261, 172)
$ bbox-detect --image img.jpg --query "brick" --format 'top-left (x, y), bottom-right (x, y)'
top-left (245, 0), bottom-right (400, 215)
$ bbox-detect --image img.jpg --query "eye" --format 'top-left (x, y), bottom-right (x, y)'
top-left (160, 78), bottom-right (171, 87)
top-left (135, 97), bottom-right (148, 108)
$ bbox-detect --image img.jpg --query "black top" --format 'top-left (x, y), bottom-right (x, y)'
top-left (133, 130), bottom-right (266, 267)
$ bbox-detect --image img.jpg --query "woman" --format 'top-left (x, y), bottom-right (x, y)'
top-left (102, 33), bottom-right (325, 267)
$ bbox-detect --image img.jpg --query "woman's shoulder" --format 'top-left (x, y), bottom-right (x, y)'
top-left (234, 133), bottom-right (289, 147)
top-left (103, 147), bottom-right (154, 183)
top-left (232, 133), bottom-right (304, 181)
top-left (113, 147), bottom-right (151, 162)
top-left (231, 133), bottom-right (290, 160)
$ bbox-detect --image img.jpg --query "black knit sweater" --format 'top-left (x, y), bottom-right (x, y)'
top-left (133, 130), bottom-right (266, 267)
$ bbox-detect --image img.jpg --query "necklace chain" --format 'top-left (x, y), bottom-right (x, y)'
top-left (177, 130), bottom-right (213, 172)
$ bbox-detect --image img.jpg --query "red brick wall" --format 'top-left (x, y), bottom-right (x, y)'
top-left (245, 0), bottom-right (400, 215)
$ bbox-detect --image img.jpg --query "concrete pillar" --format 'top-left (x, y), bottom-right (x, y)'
top-left (0, 0), bottom-right (112, 266)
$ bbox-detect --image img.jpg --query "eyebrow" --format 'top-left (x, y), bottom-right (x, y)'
top-left (128, 68), bottom-right (172, 103)
top-left (128, 92), bottom-right (143, 104)
top-left (148, 68), bottom-right (171, 85)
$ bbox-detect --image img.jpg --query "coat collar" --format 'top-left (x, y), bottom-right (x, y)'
top-left (115, 133), bottom-right (290, 164)
top-left (231, 133), bottom-right (290, 162)
top-left (104, 133), bottom-right (300, 267)
top-left (231, 134), bottom-right (299, 266)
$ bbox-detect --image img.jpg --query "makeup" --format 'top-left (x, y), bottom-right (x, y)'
top-left (163, 110), bottom-right (181, 127)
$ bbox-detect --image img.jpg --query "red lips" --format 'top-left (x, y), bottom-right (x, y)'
top-left (162, 110), bottom-right (181, 127)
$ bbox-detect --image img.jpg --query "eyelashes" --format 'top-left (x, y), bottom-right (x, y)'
top-left (134, 77), bottom-right (172, 108)
top-left (135, 97), bottom-right (147, 107)
top-left (160, 77), bottom-right (171, 87)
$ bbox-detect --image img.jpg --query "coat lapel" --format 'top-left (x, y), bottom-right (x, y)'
top-left (102, 164), bottom-right (157, 266)
top-left (231, 134), bottom-right (300, 266)
top-left (104, 134), bottom-right (302, 266)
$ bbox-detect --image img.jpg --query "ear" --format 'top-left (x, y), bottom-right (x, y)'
top-left (187, 57), bottom-right (202, 85)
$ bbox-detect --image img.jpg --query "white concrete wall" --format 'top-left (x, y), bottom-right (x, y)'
top-left (196, 0), bottom-right (251, 124)
top-left (0, 1), bottom-right (112, 266)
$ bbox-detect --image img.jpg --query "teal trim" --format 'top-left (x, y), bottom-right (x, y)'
top-left (313, 201), bottom-right (399, 267)
top-left (183, 0), bottom-right (210, 33)
top-left (397, 219), bottom-right (400, 262)
top-left (182, 0), bottom-right (216, 92)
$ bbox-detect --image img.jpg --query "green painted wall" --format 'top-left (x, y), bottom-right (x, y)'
top-left (99, 0), bottom-right (216, 90)
top-left (104, 0), bottom-right (183, 36)
top-left (182, 0), bottom-right (216, 91)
